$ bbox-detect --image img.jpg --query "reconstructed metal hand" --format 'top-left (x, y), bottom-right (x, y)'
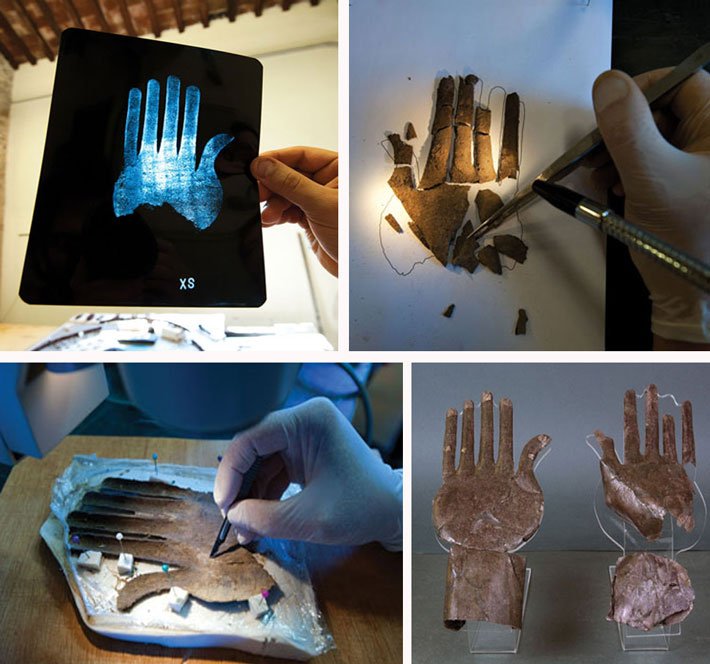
top-left (433, 393), bottom-right (551, 551)
top-left (594, 384), bottom-right (696, 540)
top-left (113, 76), bottom-right (234, 230)
top-left (433, 393), bottom-right (550, 630)
top-left (68, 478), bottom-right (274, 611)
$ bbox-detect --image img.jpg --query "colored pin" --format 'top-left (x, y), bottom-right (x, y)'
top-left (152, 453), bottom-right (158, 474)
top-left (162, 563), bottom-right (170, 578)
top-left (116, 532), bottom-right (124, 553)
top-left (218, 455), bottom-right (223, 463)
top-left (261, 589), bottom-right (269, 599)
top-left (71, 534), bottom-right (80, 544)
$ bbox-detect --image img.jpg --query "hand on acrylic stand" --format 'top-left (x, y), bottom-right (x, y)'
top-left (432, 394), bottom-right (551, 654)
top-left (586, 385), bottom-right (707, 651)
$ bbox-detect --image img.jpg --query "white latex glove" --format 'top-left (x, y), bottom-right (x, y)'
top-left (213, 397), bottom-right (403, 551)
top-left (589, 68), bottom-right (710, 345)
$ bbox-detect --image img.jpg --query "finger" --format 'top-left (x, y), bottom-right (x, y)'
top-left (592, 70), bottom-right (676, 193)
top-left (497, 397), bottom-right (514, 475)
top-left (623, 389), bottom-right (641, 462)
top-left (257, 147), bottom-right (338, 182)
top-left (180, 84), bottom-right (200, 164)
top-left (161, 75), bottom-right (180, 155)
top-left (228, 493), bottom-right (304, 543)
top-left (124, 87), bottom-right (141, 165)
top-left (213, 410), bottom-right (294, 512)
top-left (517, 434), bottom-right (551, 477)
top-left (478, 392), bottom-right (494, 468)
top-left (591, 162), bottom-right (620, 192)
top-left (200, 133), bottom-right (234, 170)
top-left (634, 68), bottom-right (710, 121)
top-left (261, 195), bottom-right (292, 224)
top-left (458, 400), bottom-right (475, 474)
top-left (682, 401), bottom-right (696, 466)
top-left (644, 384), bottom-right (660, 459)
top-left (662, 414), bottom-right (678, 462)
top-left (594, 430), bottom-right (620, 466)
top-left (251, 157), bottom-right (326, 214)
top-left (141, 78), bottom-right (160, 152)
top-left (442, 408), bottom-right (457, 478)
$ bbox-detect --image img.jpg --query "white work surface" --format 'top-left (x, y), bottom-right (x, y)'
top-left (350, 0), bottom-right (612, 350)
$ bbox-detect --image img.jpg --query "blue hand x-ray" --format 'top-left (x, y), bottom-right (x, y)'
top-left (113, 76), bottom-right (234, 230)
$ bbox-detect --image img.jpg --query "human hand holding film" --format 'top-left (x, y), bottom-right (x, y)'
top-left (594, 384), bottom-right (696, 541)
top-left (588, 69), bottom-right (710, 345)
top-left (251, 148), bottom-right (338, 276)
top-left (113, 76), bottom-right (234, 231)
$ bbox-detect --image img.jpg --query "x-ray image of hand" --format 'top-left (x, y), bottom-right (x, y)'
top-left (113, 76), bottom-right (234, 230)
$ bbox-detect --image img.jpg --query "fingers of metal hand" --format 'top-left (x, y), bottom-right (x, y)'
top-left (68, 509), bottom-right (172, 539)
top-left (595, 430), bottom-right (621, 466)
top-left (682, 401), bottom-right (696, 466)
top-left (80, 489), bottom-right (178, 517)
top-left (517, 434), bottom-right (551, 477)
top-left (124, 87), bottom-right (141, 164)
top-left (181, 85), bottom-right (200, 160)
top-left (663, 414), bottom-right (678, 463)
top-left (161, 75), bottom-right (180, 155)
top-left (142, 79), bottom-right (160, 152)
top-left (70, 534), bottom-right (182, 567)
top-left (479, 392), bottom-right (495, 468)
top-left (623, 389), bottom-right (642, 462)
top-left (459, 400), bottom-right (476, 474)
top-left (497, 398), bottom-right (514, 475)
top-left (420, 76), bottom-right (455, 189)
top-left (644, 384), bottom-right (660, 460)
top-left (443, 408), bottom-right (458, 478)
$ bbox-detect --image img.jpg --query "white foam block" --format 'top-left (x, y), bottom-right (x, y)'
top-left (248, 593), bottom-right (269, 618)
top-left (160, 326), bottom-right (184, 342)
top-left (77, 550), bottom-right (102, 571)
top-left (168, 586), bottom-right (190, 613)
top-left (117, 553), bottom-right (134, 576)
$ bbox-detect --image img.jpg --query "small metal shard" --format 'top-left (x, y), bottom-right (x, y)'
top-left (442, 304), bottom-right (455, 318)
top-left (405, 122), bottom-right (417, 140)
top-left (494, 235), bottom-right (528, 263)
top-left (475, 189), bottom-right (504, 225)
top-left (514, 309), bottom-right (528, 335)
top-left (477, 245), bottom-right (502, 274)
top-left (452, 221), bottom-right (479, 272)
top-left (385, 213), bottom-right (403, 233)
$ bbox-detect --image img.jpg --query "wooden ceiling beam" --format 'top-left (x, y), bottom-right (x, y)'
top-left (34, 0), bottom-right (62, 39)
top-left (198, 0), bottom-right (209, 27)
top-left (0, 10), bottom-right (36, 65)
top-left (143, 0), bottom-right (161, 38)
top-left (254, 0), bottom-right (264, 17)
top-left (62, 0), bottom-right (85, 28)
top-left (0, 35), bottom-right (18, 69)
top-left (88, 0), bottom-right (111, 31)
top-left (170, 0), bottom-right (185, 32)
top-left (117, 0), bottom-right (136, 36)
top-left (226, 0), bottom-right (237, 22)
top-left (12, 0), bottom-right (54, 60)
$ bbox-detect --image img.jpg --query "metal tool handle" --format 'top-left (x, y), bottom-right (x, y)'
top-left (583, 207), bottom-right (710, 294)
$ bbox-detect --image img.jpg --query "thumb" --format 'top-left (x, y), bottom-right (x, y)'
top-left (228, 494), bottom-right (303, 543)
top-left (251, 157), bottom-right (323, 213)
top-left (592, 70), bottom-right (674, 191)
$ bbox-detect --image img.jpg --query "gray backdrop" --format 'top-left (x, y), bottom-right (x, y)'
top-left (413, 363), bottom-right (710, 552)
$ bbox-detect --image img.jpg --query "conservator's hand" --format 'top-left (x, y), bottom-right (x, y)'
top-left (588, 68), bottom-right (710, 347)
top-left (251, 147), bottom-right (338, 277)
top-left (214, 398), bottom-right (403, 550)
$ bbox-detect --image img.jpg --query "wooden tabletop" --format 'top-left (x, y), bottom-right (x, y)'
top-left (0, 323), bottom-right (55, 350)
top-left (0, 436), bottom-right (402, 664)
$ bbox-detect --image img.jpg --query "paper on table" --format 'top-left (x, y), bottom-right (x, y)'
top-left (349, 0), bottom-right (612, 350)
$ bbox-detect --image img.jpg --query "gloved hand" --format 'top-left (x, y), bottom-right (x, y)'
top-left (251, 147), bottom-right (339, 277)
top-left (214, 397), bottom-right (403, 551)
top-left (588, 68), bottom-right (710, 346)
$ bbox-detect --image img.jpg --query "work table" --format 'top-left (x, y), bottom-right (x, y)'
top-left (0, 435), bottom-right (402, 663)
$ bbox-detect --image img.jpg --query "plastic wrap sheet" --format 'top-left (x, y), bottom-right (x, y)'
top-left (40, 454), bottom-right (334, 660)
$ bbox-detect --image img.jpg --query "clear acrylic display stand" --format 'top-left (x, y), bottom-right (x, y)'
top-left (585, 388), bottom-right (707, 652)
top-left (467, 569), bottom-right (531, 654)
top-left (435, 397), bottom-right (551, 655)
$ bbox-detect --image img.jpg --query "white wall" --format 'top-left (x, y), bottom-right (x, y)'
top-left (0, 0), bottom-right (338, 346)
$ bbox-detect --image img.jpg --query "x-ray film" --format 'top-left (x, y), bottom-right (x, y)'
top-left (20, 29), bottom-right (266, 307)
